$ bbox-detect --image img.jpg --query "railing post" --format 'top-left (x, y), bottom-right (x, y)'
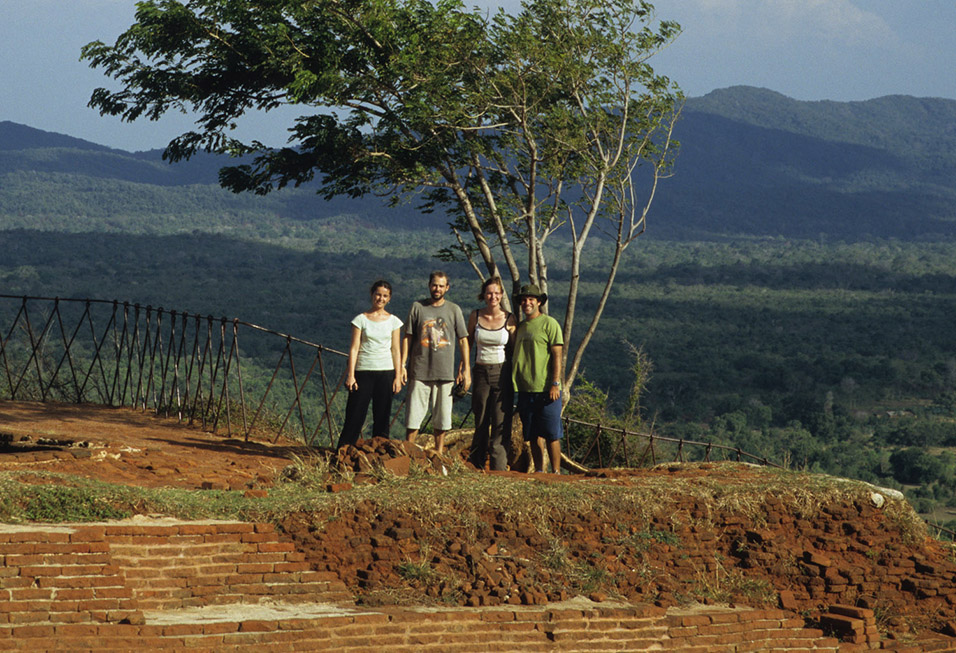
top-left (49, 298), bottom-right (83, 403)
top-left (595, 423), bottom-right (604, 469)
top-left (316, 348), bottom-right (334, 447)
top-left (231, 319), bottom-right (249, 440)
top-left (183, 313), bottom-right (202, 424)
top-left (212, 316), bottom-right (231, 435)
top-left (115, 301), bottom-right (131, 406)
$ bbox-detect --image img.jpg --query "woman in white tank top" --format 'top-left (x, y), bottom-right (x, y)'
top-left (337, 280), bottom-right (404, 449)
top-left (466, 277), bottom-right (517, 471)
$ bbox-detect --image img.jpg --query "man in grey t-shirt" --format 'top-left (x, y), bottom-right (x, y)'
top-left (401, 270), bottom-right (470, 454)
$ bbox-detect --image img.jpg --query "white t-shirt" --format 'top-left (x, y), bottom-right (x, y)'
top-left (352, 313), bottom-right (403, 371)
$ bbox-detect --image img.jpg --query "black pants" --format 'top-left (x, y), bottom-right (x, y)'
top-left (337, 370), bottom-right (395, 448)
top-left (468, 363), bottom-right (512, 470)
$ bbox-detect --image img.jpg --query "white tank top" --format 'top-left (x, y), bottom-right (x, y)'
top-left (475, 320), bottom-right (510, 365)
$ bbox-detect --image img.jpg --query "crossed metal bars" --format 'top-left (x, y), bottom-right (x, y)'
top-left (563, 417), bottom-right (782, 470)
top-left (0, 294), bottom-right (349, 446)
top-left (0, 293), bottom-right (782, 469)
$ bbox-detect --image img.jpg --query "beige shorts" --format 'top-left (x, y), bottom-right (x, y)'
top-left (405, 379), bottom-right (454, 431)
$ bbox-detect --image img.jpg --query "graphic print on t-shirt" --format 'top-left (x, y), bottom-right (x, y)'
top-left (421, 317), bottom-right (451, 351)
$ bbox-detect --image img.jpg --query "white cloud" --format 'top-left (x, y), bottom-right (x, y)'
top-left (769, 0), bottom-right (895, 46)
top-left (667, 0), bottom-right (896, 50)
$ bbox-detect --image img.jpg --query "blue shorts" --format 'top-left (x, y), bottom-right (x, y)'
top-left (516, 392), bottom-right (564, 442)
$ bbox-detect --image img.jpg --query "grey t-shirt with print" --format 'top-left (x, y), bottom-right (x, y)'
top-left (405, 299), bottom-right (467, 382)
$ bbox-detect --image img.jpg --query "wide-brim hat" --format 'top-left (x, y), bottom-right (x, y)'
top-left (516, 283), bottom-right (547, 306)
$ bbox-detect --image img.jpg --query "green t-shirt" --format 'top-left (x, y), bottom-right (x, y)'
top-left (512, 313), bottom-right (563, 393)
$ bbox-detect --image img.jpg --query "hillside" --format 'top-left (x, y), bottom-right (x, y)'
top-left (5, 87), bottom-right (956, 240)
top-left (651, 88), bottom-right (956, 239)
top-left (0, 122), bottom-right (431, 232)
top-left (686, 87), bottom-right (956, 158)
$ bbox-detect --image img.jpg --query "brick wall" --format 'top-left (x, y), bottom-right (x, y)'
top-left (0, 520), bottom-right (951, 651)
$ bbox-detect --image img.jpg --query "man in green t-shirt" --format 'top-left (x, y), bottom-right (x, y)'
top-left (512, 283), bottom-right (563, 473)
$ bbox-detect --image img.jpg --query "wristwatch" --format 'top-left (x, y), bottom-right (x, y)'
top-left (551, 382), bottom-right (560, 387)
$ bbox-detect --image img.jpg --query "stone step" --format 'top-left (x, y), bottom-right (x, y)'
top-left (0, 527), bottom-right (141, 626)
top-left (101, 520), bottom-right (351, 609)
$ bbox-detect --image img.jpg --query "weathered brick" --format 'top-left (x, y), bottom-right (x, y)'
top-left (10, 624), bottom-right (56, 637)
top-left (201, 621), bottom-right (241, 635)
top-left (162, 623), bottom-right (206, 636)
top-left (214, 523), bottom-right (256, 534)
top-left (239, 620), bottom-right (279, 632)
top-left (829, 604), bottom-right (875, 620)
top-left (256, 542), bottom-right (295, 553)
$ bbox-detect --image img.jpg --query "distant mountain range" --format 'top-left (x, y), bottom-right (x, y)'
top-left (3, 85), bottom-right (956, 241)
top-left (666, 87), bottom-right (956, 240)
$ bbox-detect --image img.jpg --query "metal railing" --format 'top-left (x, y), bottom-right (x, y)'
top-left (0, 294), bottom-right (349, 446)
top-left (562, 416), bottom-right (783, 469)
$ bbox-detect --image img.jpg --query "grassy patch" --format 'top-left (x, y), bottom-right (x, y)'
top-left (569, 560), bottom-right (611, 595)
top-left (0, 472), bottom-right (269, 523)
top-left (21, 485), bottom-right (132, 522)
top-left (0, 462), bottom-right (928, 553)
top-left (692, 559), bottom-right (777, 606)
top-left (614, 527), bottom-right (681, 552)
top-left (396, 559), bottom-right (436, 583)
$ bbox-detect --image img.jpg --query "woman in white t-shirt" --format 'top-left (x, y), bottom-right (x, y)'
top-left (337, 280), bottom-right (404, 448)
top-left (466, 277), bottom-right (517, 470)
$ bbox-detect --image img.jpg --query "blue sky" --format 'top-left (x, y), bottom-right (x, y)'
top-left (2, 0), bottom-right (955, 152)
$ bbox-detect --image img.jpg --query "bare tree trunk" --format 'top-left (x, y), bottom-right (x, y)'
top-left (445, 175), bottom-right (502, 282)
top-left (565, 240), bottom-right (624, 391)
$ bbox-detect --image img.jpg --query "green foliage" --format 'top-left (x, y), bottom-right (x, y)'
top-left (0, 473), bottom-right (262, 523)
top-left (564, 345), bottom-right (663, 467)
top-left (564, 377), bottom-right (612, 424)
top-left (874, 418), bottom-right (956, 448)
top-left (568, 560), bottom-right (610, 594)
top-left (889, 448), bottom-right (946, 486)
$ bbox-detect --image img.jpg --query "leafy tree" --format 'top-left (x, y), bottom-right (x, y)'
top-left (81, 0), bottom-right (683, 393)
top-left (889, 447), bottom-right (944, 486)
